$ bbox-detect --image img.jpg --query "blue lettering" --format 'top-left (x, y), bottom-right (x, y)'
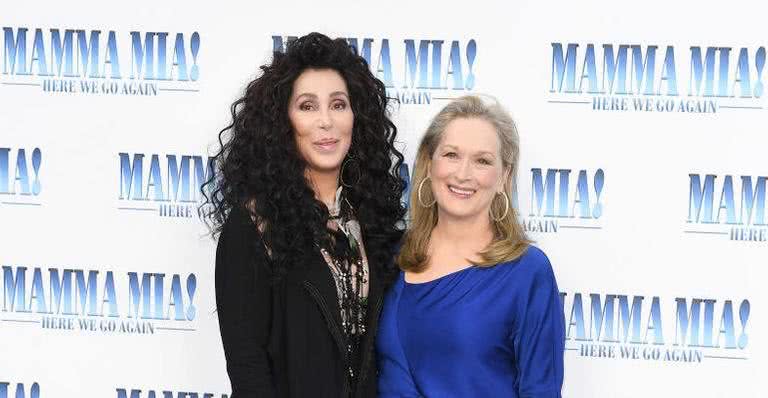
top-left (76, 30), bottom-right (101, 78)
top-left (644, 296), bottom-right (663, 345)
top-left (603, 44), bottom-right (628, 94)
top-left (731, 48), bottom-right (752, 97)
top-left (578, 44), bottom-right (599, 94)
top-left (0, 382), bottom-right (40, 398)
top-left (29, 268), bottom-right (47, 313)
top-left (618, 295), bottom-right (644, 344)
top-left (445, 41), bottom-right (463, 90)
top-left (2, 266), bottom-right (28, 312)
top-left (716, 300), bottom-right (737, 349)
top-left (30, 28), bottom-right (49, 76)
top-left (566, 293), bottom-right (587, 341)
top-left (550, 43), bottom-right (578, 93)
top-left (658, 46), bottom-right (678, 95)
top-left (102, 31), bottom-right (120, 79)
top-left (146, 155), bottom-right (165, 201)
top-left (12, 148), bottom-right (30, 195)
top-left (403, 39), bottom-right (433, 89)
top-left (689, 47), bottom-right (717, 97)
top-left (716, 175), bottom-right (736, 224)
top-left (50, 29), bottom-right (75, 77)
top-left (127, 272), bottom-right (162, 320)
top-left (119, 153), bottom-right (145, 200)
top-left (375, 39), bottom-right (393, 88)
top-left (675, 298), bottom-right (702, 347)
top-left (49, 268), bottom-right (75, 315)
top-left (590, 293), bottom-right (617, 342)
top-left (630, 45), bottom-right (657, 95)
top-left (75, 270), bottom-right (99, 316)
top-left (170, 33), bottom-right (188, 81)
top-left (3, 27), bottom-right (29, 75)
top-left (130, 32), bottom-right (155, 80)
top-left (740, 176), bottom-right (766, 226)
top-left (688, 174), bottom-right (715, 223)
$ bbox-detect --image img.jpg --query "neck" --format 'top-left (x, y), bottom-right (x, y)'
top-left (432, 212), bottom-right (494, 252)
top-left (307, 169), bottom-right (340, 209)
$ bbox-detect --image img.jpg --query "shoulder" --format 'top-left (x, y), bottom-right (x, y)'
top-left (217, 205), bottom-right (268, 264)
top-left (517, 245), bottom-right (552, 270)
top-left (495, 245), bottom-right (556, 285)
top-left (218, 205), bottom-right (266, 248)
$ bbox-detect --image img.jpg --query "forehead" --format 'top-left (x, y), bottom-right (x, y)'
top-left (437, 117), bottom-right (500, 154)
top-left (291, 68), bottom-right (348, 97)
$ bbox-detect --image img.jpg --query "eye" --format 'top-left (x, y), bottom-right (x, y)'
top-left (477, 158), bottom-right (493, 165)
top-left (299, 102), bottom-right (315, 111)
top-left (444, 151), bottom-right (458, 158)
top-left (332, 100), bottom-right (348, 110)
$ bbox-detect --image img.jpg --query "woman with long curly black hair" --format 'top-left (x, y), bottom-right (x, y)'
top-left (200, 32), bottom-right (406, 398)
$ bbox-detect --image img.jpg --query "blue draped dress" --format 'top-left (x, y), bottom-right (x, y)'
top-left (376, 246), bottom-right (565, 397)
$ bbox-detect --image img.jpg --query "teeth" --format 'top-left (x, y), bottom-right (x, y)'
top-left (449, 186), bottom-right (475, 196)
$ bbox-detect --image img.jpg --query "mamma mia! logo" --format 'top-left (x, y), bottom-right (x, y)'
top-left (0, 147), bottom-right (41, 207)
top-left (1, 27), bottom-right (200, 95)
top-left (116, 388), bottom-right (228, 398)
top-left (1, 265), bottom-right (197, 334)
top-left (273, 35), bottom-right (476, 105)
top-left (549, 43), bottom-right (765, 113)
top-left (518, 167), bottom-right (605, 233)
top-left (118, 153), bottom-right (213, 218)
top-left (686, 173), bottom-right (766, 242)
top-left (562, 292), bottom-right (751, 363)
top-left (0, 382), bottom-right (39, 398)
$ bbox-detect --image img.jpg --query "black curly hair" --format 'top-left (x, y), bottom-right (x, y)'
top-left (200, 32), bottom-right (406, 280)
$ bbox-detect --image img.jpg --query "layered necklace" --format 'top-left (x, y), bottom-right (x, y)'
top-left (320, 188), bottom-right (369, 390)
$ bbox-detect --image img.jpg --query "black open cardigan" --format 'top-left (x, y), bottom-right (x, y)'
top-left (215, 206), bottom-right (387, 398)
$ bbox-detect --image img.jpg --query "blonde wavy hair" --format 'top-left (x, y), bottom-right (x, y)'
top-left (398, 95), bottom-right (531, 272)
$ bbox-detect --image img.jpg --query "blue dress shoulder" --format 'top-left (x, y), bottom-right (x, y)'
top-left (376, 246), bottom-right (565, 397)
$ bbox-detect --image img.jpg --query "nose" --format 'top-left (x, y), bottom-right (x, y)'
top-left (454, 158), bottom-right (472, 181)
top-left (317, 108), bottom-right (332, 130)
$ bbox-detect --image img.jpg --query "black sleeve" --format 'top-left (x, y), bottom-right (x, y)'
top-left (215, 207), bottom-right (276, 398)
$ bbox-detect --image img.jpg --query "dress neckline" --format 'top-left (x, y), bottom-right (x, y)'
top-left (402, 265), bottom-right (476, 286)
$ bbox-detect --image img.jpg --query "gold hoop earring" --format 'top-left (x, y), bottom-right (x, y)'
top-left (340, 156), bottom-right (360, 187)
top-left (490, 191), bottom-right (510, 222)
top-left (417, 176), bottom-right (436, 208)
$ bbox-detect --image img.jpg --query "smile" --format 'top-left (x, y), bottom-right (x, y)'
top-left (313, 139), bottom-right (339, 151)
top-left (448, 185), bottom-right (476, 198)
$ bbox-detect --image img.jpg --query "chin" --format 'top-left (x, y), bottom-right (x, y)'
top-left (437, 204), bottom-right (479, 220)
top-left (308, 158), bottom-right (344, 173)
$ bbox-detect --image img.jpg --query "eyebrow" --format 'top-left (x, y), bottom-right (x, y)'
top-left (330, 91), bottom-right (349, 99)
top-left (439, 144), bottom-right (496, 157)
top-left (294, 91), bottom-right (349, 103)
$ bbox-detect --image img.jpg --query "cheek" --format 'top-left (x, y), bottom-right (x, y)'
top-left (290, 113), bottom-right (311, 136)
top-left (429, 158), bottom-right (453, 180)
top-left (340, 113), bottom-right (354, 138)
top-left (290, 114), bottom-right (312, 148)
top-left (292, 133), bottom-right (314, 160)
top-left (476, 168), bottom-right (502, 190)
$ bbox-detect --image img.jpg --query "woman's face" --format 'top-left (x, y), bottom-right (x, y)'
top-left (429, 117), bottom-right (506, 223)
top-left (288, 68), bottom-right (354, 176)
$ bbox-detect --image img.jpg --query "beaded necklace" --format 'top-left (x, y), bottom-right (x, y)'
top-left (320, 188), bottom-right (369, 391)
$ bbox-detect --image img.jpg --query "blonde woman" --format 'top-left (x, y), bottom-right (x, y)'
top-left (376, 96), bottom-right (565, 397)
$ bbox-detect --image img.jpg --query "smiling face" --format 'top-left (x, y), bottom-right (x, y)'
top-left (429, 117), bottom-right (507, 223)
top-left (288, 68), bottom-right (354, 176)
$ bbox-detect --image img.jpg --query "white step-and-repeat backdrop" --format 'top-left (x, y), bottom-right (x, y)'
top-left (1, 1), bottom-right (764, 397)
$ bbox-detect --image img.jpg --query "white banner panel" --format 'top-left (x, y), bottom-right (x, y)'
top-left (0, 1), bottom-right (764, 397)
